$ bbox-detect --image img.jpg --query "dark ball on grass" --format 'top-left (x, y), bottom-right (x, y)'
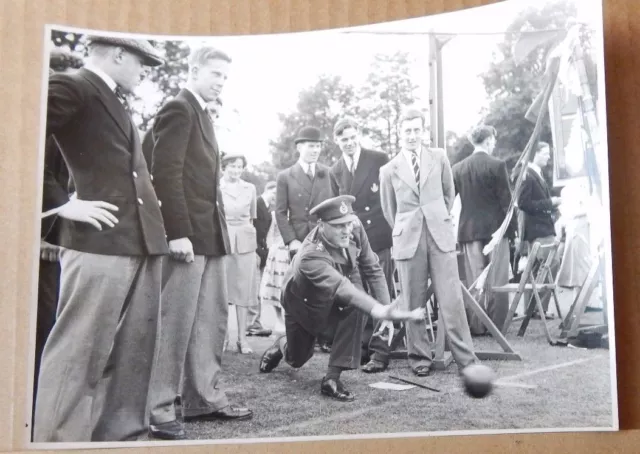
top-left (461, 364), bottom-right (496, 399)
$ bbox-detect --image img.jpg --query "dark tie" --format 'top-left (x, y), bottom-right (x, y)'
top-left (410, 151), bottom-right (420, 185)
top-left (306, 165), bottom-right (314, 181)
top-left (345, 159), bottom-right (354, 188)
top-left (114, 85), bottom-right (131, 114)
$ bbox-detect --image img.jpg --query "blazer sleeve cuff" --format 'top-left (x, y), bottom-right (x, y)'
top-left (165, 219), bottom-right (194, 242)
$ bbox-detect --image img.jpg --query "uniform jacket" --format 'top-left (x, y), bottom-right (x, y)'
top-left (281, 222), bottom-right (390, 336)
top-left (452, 151), bottom-right (517, 243)
top-left (254, 195), bottom-right (272, 268)
top-left (44, 68), bottom-right (168, 256)
top-left (380, 146), bottom-right (457, 260)
top-left (329, 148), bottom-right (393, 253)
top-left (151, 88), bottom-right (230, 257)
top-left (275, 162), bottom-right (332, 245)
top-left (220, 178), bottom-right (257, 255)
top-left (517, 166), bottom-right (556, 242)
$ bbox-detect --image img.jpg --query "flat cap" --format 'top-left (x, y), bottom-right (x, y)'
top-left (310, 195), bottom-right (358, 225)
top-left (86, 35), bottom-right (165, 67)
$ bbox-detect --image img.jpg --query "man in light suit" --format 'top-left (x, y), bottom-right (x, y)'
top-left (35, 36), bottom-right (168, 442)
top-left (275, 125), bottom-right (334, 350)
top-left (452, 125), bottom-right (517, 335)
top-left (379, 108), bottom-right (478, 377)
top-left (147, 45), bottom-right (251, 441)
top-left (329, 117), bottom-right (395, 373)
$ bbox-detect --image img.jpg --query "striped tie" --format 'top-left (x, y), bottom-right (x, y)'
top-left (410, 150), bottom-right (420, 185)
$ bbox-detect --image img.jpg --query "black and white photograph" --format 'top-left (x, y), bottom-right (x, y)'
top-left (29, 0), bottom-right (617, 448)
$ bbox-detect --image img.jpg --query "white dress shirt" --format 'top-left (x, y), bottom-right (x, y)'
top-left (298, 160), bottom-right (316, 177)
top-left (185, 86), bottom-right (208, 111)
top-left (402, 145), bottom-right (422, 171)
top-left (343, 147), bottom-right (361, 173)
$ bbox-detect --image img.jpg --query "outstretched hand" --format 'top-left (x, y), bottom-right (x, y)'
top-left (371, 298), bottom-right (426, 323)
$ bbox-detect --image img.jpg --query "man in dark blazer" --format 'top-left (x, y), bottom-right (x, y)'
top-left (247, 181), bottom-right (276, 337)
top-left (275, 125), bottom-right (334, 350)
top-left (259, 196), bottom-right (426, 400)
top-left (452, 125), bottom-right (517, 334)
top-left (34, 36), bottom-right (168, 442)
top-left (517, 141), bottom-right (562, 315)
top-left (32, 51), bottom-right (82, 435)
top-left (329, 117), bottom-right (395, 373)
top-left (146, 45), bottom-right (252, 441)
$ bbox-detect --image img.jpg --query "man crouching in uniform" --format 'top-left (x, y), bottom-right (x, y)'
top-left (259, 195), bottom-right (425, 401)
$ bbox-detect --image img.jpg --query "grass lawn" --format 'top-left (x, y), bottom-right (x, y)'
top-left (179, 300), bottom-right (615, 441)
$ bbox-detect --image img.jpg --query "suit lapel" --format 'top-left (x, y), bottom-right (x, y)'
top-left (394, 153), bottom-right (419, 195)
top-left (529, 167), bottom-right (550, 196)
top-left (81, 69), bottom-right (131, 141)
top-left (419, 145), bottom-right (435, 189)
top-left (292, 162), bottom-right (313, 195)
top-left (309, 164), bottom-right (326, 205)
top-left (180, 89), bottom-right (217, 151)
top-left (350, 149), bottom-right (371, 196)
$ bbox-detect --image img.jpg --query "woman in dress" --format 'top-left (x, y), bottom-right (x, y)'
top-left (258, 205), bottom-right (289, 335)
top-left (220, 153), bottom-right (259, 354)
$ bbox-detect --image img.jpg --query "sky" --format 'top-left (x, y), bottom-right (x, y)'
top-left (62, 0), bottom-right (602, 166)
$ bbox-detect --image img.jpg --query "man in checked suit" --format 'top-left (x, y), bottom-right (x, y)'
top-left (35, 36), bottom-right (168, 442)
top-left (452, 125), bottom-right (517, 335)
top-left (275, 126), bottom-right (334, 350)
top-left (329, 117), bottom-right (395, 373)
top-left (147, 45), bottom-right (252, 441)
top-left (379, 108), bottom-right (478, 377)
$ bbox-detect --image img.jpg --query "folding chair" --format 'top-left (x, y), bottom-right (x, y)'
top-left (494, 240), bottom-right (563, 345)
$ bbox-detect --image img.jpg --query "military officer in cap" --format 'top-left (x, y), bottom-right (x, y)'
top-left (259, 196), bottom-right (426, 401)
top-left (35, 35), bottom-right (168, 442)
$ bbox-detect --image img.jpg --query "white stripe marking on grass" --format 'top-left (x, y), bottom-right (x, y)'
top-left (497, 355), bottom-right (606, 383)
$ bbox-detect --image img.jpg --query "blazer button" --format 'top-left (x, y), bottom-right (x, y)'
top-left (158, 200), bottom-right (162, 207)
top-left (133, 171), bottom-right (138, 178)
top-left (304, 298), bottom-right (308, 302)
top-left (365, 206), bottom-right (370, 211)
top-left (137, 198), bottom-right (144, 205)
top-left (367, 219), bottom-right (371, 225)
top-left (150, 174), bottom-right (154, 182)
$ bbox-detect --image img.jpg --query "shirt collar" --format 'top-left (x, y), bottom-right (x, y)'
top-left (343, 147), bottom-right (361, 171)
top-left (83, 64), bottom-right (117, 92)
top-left (402, 145), bottom-right (422, 166)
top-left (298, 160), bottom-right (315, 174)
top-left (528, 162), bottom-right (543, 177)
top-left (185, 86), bottom-right (208, 111)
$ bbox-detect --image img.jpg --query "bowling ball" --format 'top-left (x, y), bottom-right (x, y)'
top-left (461, 364), bottom-right (496, 398)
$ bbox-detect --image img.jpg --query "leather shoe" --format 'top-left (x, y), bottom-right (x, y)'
top-left (320, 377), bottom-right (355, 402)
top-left (361, 359), bottom-right (388, 373)
top-left (259, 336), bottom-right (284, 373)
top-left (247, 327), bottom-right (272, 337)
top-left (149, 420), bottom-right (186, 440)
top-left (184, 405), bottom-right (253, 422)
top-left (413, 365), bottom-right (433, 377)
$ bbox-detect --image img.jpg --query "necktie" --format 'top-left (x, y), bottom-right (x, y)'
top-left (114, 85), bottom-right (131, 114)
top-left (306, 165), bottom-right (314, 181)
top-left (349, 159), bottom-right (355, 175)
top-left (410, 150), bottom-right (420, 185)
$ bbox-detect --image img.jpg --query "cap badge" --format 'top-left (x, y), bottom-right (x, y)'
top-left (339, 201), bottom-right (348, 214)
